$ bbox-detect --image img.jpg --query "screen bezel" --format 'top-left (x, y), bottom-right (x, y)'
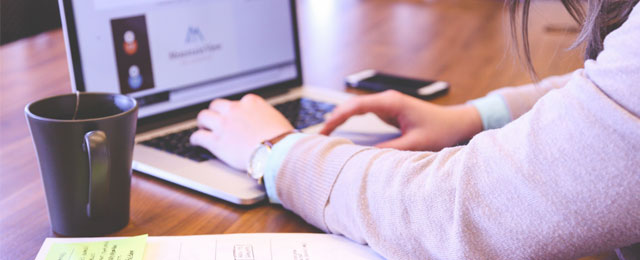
top-left (58, 0), bottom-right (304, 116)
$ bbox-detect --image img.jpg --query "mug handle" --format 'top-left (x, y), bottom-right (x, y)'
top-left (84, 130), bottom-right (110, 219)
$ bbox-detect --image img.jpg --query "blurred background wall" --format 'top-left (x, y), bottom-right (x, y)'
top-left (1, 0), bottom-right (62, 45)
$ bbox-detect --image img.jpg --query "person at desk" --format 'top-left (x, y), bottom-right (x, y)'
top-left (191, 0), bottom-right (640, 259)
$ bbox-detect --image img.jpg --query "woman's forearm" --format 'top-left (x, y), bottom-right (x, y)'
top-left (275, 71), bottom-right (640, 259)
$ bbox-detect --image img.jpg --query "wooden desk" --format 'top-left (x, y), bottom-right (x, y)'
top-left (2, 0), bottom-right (611, 259)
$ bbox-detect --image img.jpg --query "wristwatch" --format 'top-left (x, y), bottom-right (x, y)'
top-left (247, 130), bottom-right (298, 184)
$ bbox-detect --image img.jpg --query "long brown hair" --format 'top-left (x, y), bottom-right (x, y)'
top-left (508, 0), bottom-right (638, 80)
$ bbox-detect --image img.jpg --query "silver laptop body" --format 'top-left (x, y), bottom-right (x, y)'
top-left (58, 0), bottom-right (399, 205)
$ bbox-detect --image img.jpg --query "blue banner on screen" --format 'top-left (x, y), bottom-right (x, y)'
top-left (111, 15), bottom-right (155, 94)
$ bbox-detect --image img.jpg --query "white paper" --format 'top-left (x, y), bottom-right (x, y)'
top-left (35, 233), bottom-right (384, 260)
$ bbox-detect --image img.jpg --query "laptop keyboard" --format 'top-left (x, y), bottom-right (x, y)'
top-left (140, 98), bottom-right (335, 162)
top-left (274, 97), bottom-right (336, 129)
top-left (141, 127), bottom-right (214, 162)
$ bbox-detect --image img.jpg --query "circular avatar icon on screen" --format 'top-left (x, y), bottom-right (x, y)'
top-left (123, 30), bottom-right (138, 55)
top-left (128, 65), bottom-right (143, 89)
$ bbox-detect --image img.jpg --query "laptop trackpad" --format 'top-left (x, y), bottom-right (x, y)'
top-left (330, 113), bottom-right (401, 146)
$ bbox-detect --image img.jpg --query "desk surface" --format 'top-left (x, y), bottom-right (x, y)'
top-left (1, 0), bottom-right (610, 259)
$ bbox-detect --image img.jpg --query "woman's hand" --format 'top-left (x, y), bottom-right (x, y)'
top-left (320, 90), bottom-right (483, 151)
top-left (190, 94), bottom-right (294, 171)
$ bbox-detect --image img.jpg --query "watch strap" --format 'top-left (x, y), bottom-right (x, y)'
top-left (263, 129), bottom-right (300, 148)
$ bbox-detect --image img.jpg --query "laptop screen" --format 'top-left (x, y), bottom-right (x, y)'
top-left (60, 0), bottom-right (301, 118)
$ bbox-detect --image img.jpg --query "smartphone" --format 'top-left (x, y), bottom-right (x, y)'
top-left (345, 69), bottom-right (449, 99)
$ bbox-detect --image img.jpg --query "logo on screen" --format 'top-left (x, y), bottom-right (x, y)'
top-left (123, 30), bottom-right (138, 55)
top-left (185, 26), bottom-right (205, 43)
top-left (128, 65), bottom-right (143, 89)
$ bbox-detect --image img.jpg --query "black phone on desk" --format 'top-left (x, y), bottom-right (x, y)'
top-left (345, 69), bottom-right (449, 99)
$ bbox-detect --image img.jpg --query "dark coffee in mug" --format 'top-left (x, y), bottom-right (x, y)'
top-left (25, 92), bottom-right (138, 236)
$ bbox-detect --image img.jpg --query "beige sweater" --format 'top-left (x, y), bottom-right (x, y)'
top-left (274, 4), bottom-right (640, 260)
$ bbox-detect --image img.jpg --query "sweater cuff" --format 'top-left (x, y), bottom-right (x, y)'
top-left (468, 94), bottom-right (512, 130)
top-left (263, 133), bottom-right (308, 204)
top-left (276, 135), bottom-right (369, 232)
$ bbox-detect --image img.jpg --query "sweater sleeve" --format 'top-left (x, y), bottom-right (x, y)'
top-left (489, 72), bottom-right (573, 120)
top-left (467, 72), bottom-right (574, 131)
top-left (275, 4), bottom-right (640, 256)
top-left (468, 94), bottom-right (512, 130)
top-left (263, 133), bottom-right (308, 204)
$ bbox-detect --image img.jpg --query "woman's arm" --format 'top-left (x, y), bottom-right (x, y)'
top-left (469, 73), bottom-right (573, 130)
top-left (488, 73), bottom-right (573, 120)
top-left (276, 70), bottom-right (640, 259)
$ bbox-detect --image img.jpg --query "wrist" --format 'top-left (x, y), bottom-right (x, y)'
top-left (452, 104), bottom-right (484, 142)
top-left (467, 94), bottom-right (512, 130)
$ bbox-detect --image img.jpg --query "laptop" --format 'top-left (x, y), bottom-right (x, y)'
top-left (58, 0), bottom-right (399, 205)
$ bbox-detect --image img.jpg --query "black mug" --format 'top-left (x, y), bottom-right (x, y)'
top-left (25, 92), bottom-right (138, 236)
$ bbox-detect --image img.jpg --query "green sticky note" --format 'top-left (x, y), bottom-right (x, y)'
top-left (45, 234), bottom-right (148, 260)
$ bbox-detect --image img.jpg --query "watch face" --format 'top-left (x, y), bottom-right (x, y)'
top-left (248, 145), bottom-right (269, 180)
